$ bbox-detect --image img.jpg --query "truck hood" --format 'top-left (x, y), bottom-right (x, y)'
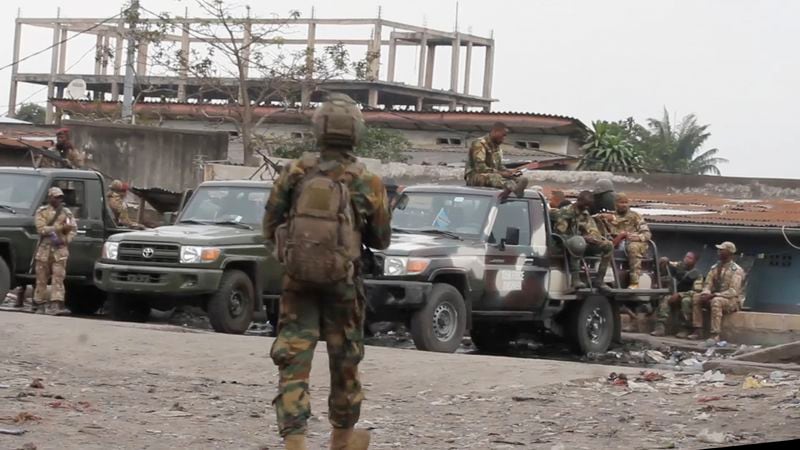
top-left (0, 212), bottom-right (34, 228)
top-left (110, 224), bottom-right (261, 246)
top-left (378, 232), bottom-right (482, 257)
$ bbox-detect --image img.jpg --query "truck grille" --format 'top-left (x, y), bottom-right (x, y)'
top-left (110, 271), bottom-right (164, 284)
top-left (118, 242), bottom-right (180, 264)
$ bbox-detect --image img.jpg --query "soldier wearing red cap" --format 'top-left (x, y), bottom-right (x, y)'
top-left (36, 128), bottom-right (85, 169)
top-left (107, 180), bottom-right (143, 229)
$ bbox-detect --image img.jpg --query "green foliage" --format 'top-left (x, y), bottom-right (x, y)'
top-left (15, 103), bottom-right (46, 124)
top-left (578, 121), bottom-right (646, 173)
top-left (269, 127), bottom-right (410, 163)
top-left (643, 109), bottom-right (727, 175)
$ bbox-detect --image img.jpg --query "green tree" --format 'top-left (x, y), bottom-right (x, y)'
top-left (15, 103), bottom-right (46, 124)
top-left (269, 127), bottom-right (410, 163)
top-left (645, 109), bottom-right (727, 175)
top-left (578, 121), bottom-right (646, 173)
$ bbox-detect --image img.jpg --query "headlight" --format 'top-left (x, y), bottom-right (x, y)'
top-left (180, 246), bottom-right (221, 264)
top-left (102, 242), bottom-right (119, 260)
top-left (383, 257), bottom-right (430, 276)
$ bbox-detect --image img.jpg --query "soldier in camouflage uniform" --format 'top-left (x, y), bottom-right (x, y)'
top-left (689, 241), bottom-right (745, 342)
top-left (599, 193), bottom-right (651, 288)
top-left (33, 187), bottom-right (76, 315)
top-left (652, 252), bottom-right (703, 337)
top-left (464, 122), bottom-right (528, 199)
top-left (36, 128), bottom-right (85, 169)
top-left (106, 180), bottom-right (143, 229)
top-left (264, 93), bottom-right (391, 450)
top-left (555, 191), bottom-right (613, 288)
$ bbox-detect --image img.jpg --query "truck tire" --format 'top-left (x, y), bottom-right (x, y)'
top-left (568, 295), bottom-right (614, 355)
top-left (65, 285), bottom-right (105, 315)
top-left (410, 283), bottom-right (467, 353)
top-left (207, 270), bottom-right (254, 334)
top-left (470, 325), bottom-right (516, 354)
top-left (109, 293), bottom-right (151, 323)
top-left (0, 258), bottom-right (10, 302)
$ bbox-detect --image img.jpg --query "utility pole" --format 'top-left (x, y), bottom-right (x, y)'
top-left (121, 0), bottom-right (139, 122)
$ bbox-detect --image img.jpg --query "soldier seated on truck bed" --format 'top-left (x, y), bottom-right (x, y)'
top-left (554, 190), bottom-right (613, 289)
top-left (464, 122), bottom-right (528, 199)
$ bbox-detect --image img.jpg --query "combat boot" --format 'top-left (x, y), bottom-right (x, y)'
top-left (284, 434), bottom-right (307, 450)
top-left (46, 301), bottom-right (71, 316)
top-left (513, 177), bottom-right (529, 198)
top-left (675, 329), bottom-right (690, 339)
top-left (330, 427), bottom-right (370, 450)
top-left (686, 328), bottom-right (704, 340)
top-left (569, 273), bottom-right (586, 291)
top-left (650, 323), bottom-right (666, 337)
top-left (31, 301), bottom-right (47, 314)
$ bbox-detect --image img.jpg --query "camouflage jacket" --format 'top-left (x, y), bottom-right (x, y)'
top-left (35, 146), bottom-right (85, 169)
top-left (605, 210), bottom-right (651, 242)
top-left (263, 150), bottom-right (392, 252)
top-left (34, 205), bottom-right (76, 249)
top-left (554, 204), bottom-right (603, 241)
top-left (107, 191), bottom-right (136, 227)
top-left (464, 135), bottom-right (504, 179)
top-left (702, 261), bottom-right (745, 301)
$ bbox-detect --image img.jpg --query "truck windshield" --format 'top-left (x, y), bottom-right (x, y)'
top-left (179, 186), bottom-right (270, 226)
top-left (392, 192), bottom-right (491, 238)
top-left (0, 173), bottom-right (45, 213)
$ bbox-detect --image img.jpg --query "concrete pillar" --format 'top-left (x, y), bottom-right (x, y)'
top-left (417, 34), bottom-right (427, 87)
top-left (450, 34), bottom-right (460, 92)
top-left (368, 20), bottom-right (382, 81)
top-left (112, 18), bottom-right (124, 100)
top-left (368, 88), bottom-right (379, 107)
top-left (177, 19), bottom-right (189, 102)
top-left (415, 97), bottom-right (423, 111)
top-left (242, 21), bottom-right (252, 80)
top-left (46, 21), bottom-right (61, 124)
top-left (463, 41), bottom-right (473, 94)
top-left (136, 41), bottom-right (148, 75)
top-left (301, 21), bottom-right (316, 107)
top-left (7, 19), bottom-right (22, 117)
top-left (482, 41), bottom-right (494, 99)
top-left (424, 44), bottom-right (436, 88)
top-left (94, 34), bottom-right (103, 75)
top-left (387, 35), bottom-right (397, 82)
top-left (58, 29), bottom-right (68, 74)
top-left (102, 34), bottom-right (111, 75)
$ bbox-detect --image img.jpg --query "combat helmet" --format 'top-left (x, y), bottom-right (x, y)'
top-left (565, 235), bottom-right (587, 257)
top-left (311, 93), bottom-right (366, 148)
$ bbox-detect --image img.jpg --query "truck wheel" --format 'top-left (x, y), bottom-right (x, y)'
top-left (110, 293), bottom-right (151, 323)
top-left (470, 325), bottom-right (516, 354)
top-left (410, 283), bottom-right (467, 353)
top-left (207, 270), bottom-right (254, 334)
top-left (0, 258), bottom-right (10, 302)
top-left (65, 285), bottom-right (106, 315)
top-left (568, 295), bottom-right (614, 355)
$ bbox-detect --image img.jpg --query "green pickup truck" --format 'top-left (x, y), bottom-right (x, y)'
top-left (94, 180), bottom-right (282, 334)
top-left (0, 167), bottom-right (125, 314)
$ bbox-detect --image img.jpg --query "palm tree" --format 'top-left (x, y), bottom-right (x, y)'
top-left (578, 121), bottom-right (646, 173)
top-left (647, 109), bottom-right (728, 175)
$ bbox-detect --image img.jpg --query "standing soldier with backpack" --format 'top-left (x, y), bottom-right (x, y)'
top-left (263, 93), bottom-right (391, 450)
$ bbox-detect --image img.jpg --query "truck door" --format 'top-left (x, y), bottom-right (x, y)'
top-left (482, 199), bottom-right (544, 310)
top-left (50, 178), bottom-right (104, 281)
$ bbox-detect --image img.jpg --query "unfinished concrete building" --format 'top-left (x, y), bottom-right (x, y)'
top-left (7, 13), bottom-right (497, 121)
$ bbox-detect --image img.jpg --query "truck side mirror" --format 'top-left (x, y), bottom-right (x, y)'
top-left (505, 227), bottom-right (520, 246)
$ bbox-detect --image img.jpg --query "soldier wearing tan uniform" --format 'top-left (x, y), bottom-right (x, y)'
top-left (107, 180), bottom-right (143, 229)
top-left (689, 241), bottom-right (745, 342)
top-left (35, 128), bottom-right (85, 169)
top-left (33, 187), bottom-right (76, 315)
top-left (600, 193), bottom-right (651, 288)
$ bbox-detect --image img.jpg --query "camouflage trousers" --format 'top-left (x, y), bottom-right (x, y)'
top-left (569, 239), bottom-right (613, 276)
top-left (655, 292), bottom-right (693, 330)
top-left (34, 245), bottom-right (68, 303)
top-left (465, 173), bottom-right (516, 191)
top-left (270, 278), bottom-right (366, 437)
top-left (625, 241), bottom-right (649, 284)
top-left (692, 295), bottom-right (740, 335)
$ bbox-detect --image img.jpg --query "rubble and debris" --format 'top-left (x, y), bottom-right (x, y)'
top-left (607, 372), bottom-right (628, 386)
top-left (0, 427), bottom-right (26, 436)
top-left (636, 371), bottom-right (666, 382)
top-left (700, 370), bottom-right (726, 383)
top-left (28, 378), bottom-right (44, 389)
top-left (697, 429), bottom-right (729, 444)
top-left (644, 350), bottom-right (668, 364)
top-left (743, 376), bottom-right (767, 389)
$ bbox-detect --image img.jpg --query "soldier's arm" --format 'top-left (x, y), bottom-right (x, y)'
top-left (584, 216), bottom-right (604, 241)
top-left (496, 148), bottom-right (507, 171)
top-left (469, 141), bottom-right (493, 174)
top-left (554, 213), bottom-right (569, 235)
top-left (362, 174), bottom-right (392, 250)
top-left (718, 267), bottom-right (744, 299)
top-left (263, 164), bottom-right (295, 245)
top-left (701, 268), bottom-right (715, 295)
top-left (636, 216), bottom-right (652, 242)
top-left (35, 209), bottom-right (54, 236)
top-left (63, 210), bottom-right (77, 244)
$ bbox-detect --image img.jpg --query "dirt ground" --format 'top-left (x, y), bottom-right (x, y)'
top-left (1, 312), bottom-right (798, 450)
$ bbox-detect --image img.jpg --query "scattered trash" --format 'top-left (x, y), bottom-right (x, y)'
top-left (697, 428), bottom-right (728, 444)
top-left (636, 371), bottom-right (665, 382)
top-left (20, 443), bottom-right (37, 450)
top-left (0, 427), bottom-right (26, 436)
top-left (716, 341), bottom-right (728, 347)
top-left (743, 376), bottom-right (766, 389)
top-left (700, 370), bottom-right (726, 383)
top-left (628, 380), bottom-right (658, 393)
top-left (732, 344), bottom-right (762, 357)
top-left (155, 411), bottom-right (193, 418)
top-left (28, 379), bottom-right (44, 389)
top-left (693, 412), bottom-right (711, 421)
top-left (47, 400), bottom-right (92, 412)
top-left (700, 404), bottom-right (739, 412)
top-left (0, 384), bottom-right (9, 389)
top-left (697, 396), bottom-right (722, 403)
top-left (0, 412), bottom-right (41, 424)
top-left (170, 402), bottom-right (187, 412)
top-left (769, 371), bottom-right (790, 382)
top-left (512, 396), bottom-right (552, 403)
top-left (644, 350), bottom-right (668, 364)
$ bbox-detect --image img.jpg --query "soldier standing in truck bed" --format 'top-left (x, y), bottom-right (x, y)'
top-left (464, 122), bottom-right (528, 199)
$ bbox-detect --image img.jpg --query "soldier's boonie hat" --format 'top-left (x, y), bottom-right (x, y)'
top-left (110, 179), bottom-right (126, 191)
top-left (48, 187), bottom-right (64, 198)
top-left (615, 192), bottom-right (629, 202)
top-left (715, 241), bottom-right (737, 253)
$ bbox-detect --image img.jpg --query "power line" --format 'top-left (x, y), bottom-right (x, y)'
top-left (0, 12), bottom-right (123, 73)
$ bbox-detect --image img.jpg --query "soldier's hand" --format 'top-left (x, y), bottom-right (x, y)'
top-left (700, 293), bottom-right (713, 302)
top-left (659, 257), bottom-right (670, 267)
top-left (668, 293), bottom-right (681, 304)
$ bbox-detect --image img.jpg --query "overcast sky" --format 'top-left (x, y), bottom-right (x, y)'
top-left (1, 0), bottom-right (798, 179)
